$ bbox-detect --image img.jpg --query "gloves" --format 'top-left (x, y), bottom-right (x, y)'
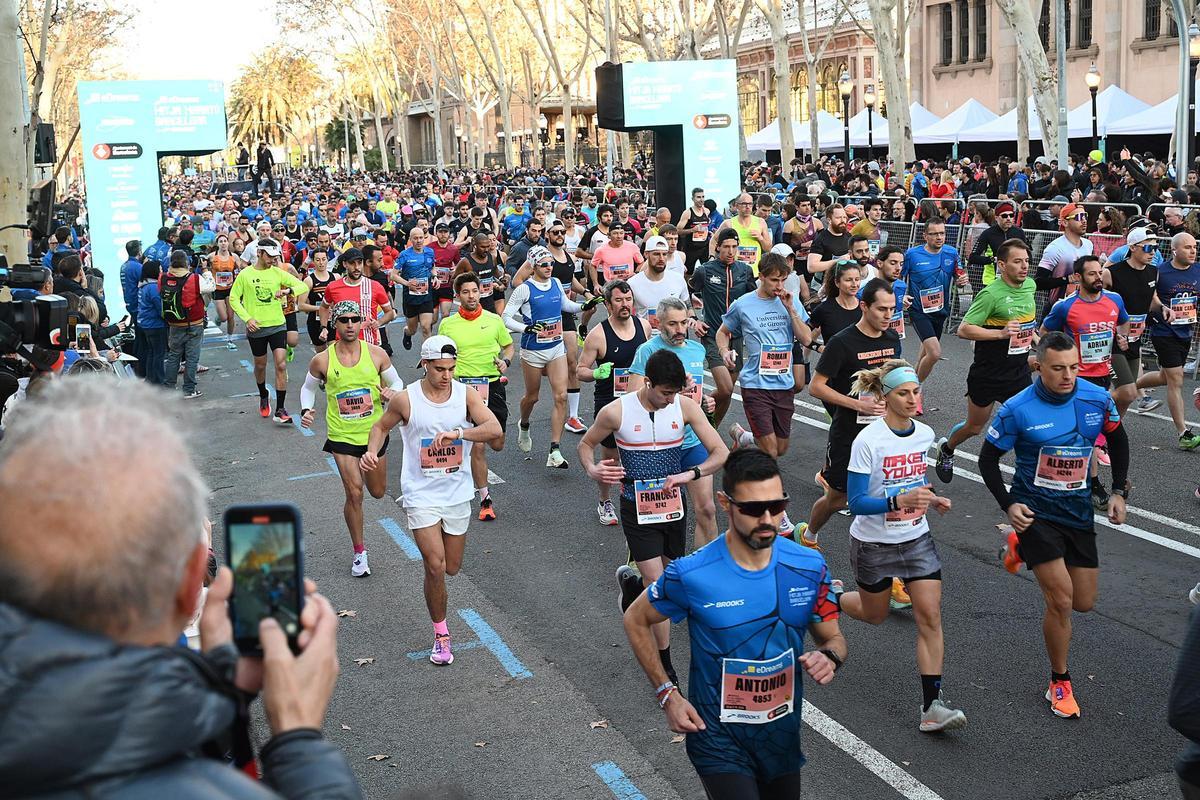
top-left (524, 322), bottom-right (547, 335)
top-left (582, 295), bottom-right (603, 310)
top-left (593, 362), bottom-right (614, 381)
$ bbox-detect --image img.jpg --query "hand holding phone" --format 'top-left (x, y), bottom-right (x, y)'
top-left (75, 323), bottom-right (92, 351)
top-left (224, 503), bottom-right (305, 655)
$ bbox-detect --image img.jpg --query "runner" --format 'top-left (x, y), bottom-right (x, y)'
top-left (782, 195), bottom-right (823, 304)
top-left (627, 236), bottom-right (689, 331)
top-left (431, 222), bottom-right (461, 324)
top-left (277, 257), bottom-right (304, 363)
top-left (438, 272), bottom-right (515, 521)
top-left (210, 233), bottom-right (244, 350)
top-left (319, 247), bottom-right (396, 349)
top-left (967, 200), bottom-right (1027, 286)
top-left (677, 187), bottom-right (712, 274)
top-left (934, 238), bottom-right (1036, 483)
top-left (298, 249), bottom-right (335, 353)
top-left (501, 245), bottom-right (594, 468)
top-left (869, 245), bottom-right (910, 341)
top-left (577, 279), bottom-right (652, 526)
top-left (453, 231), bottom-right (508, 316)
top-left (589, 222), bottom-right (644, 288)
top-left (299, 301), bottom-right (405, 577)
top-left (1104, 227), bottom-right (1170, 416)
top-left (1036, 203), bottom-right (1093, 314)
top-left (361, 335), bottom-right (502, 665)
top-left (622, 447), bottom-right (845, 800)
top-left (394, 226), bottom-right (437, 353)
top-left (980, 331), bottom-right (1130, 718)
top-left (227, 238), bottom-right (311, 424)
top-left (806, 204), bottom-right (851, 292)
top-left (691, 229), bottom-right (757, 426)
top-left (839, 359), bottom-right (966, 733)
top-left (712, 193), bottom-right (772, 275)
top-left (902, 217), bottom-right (967, 386)
top-left (580, 349), bottom-right (728, 686)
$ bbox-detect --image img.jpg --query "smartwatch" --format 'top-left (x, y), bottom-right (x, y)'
top-left (819, 648), bottom-right (844, 672)
top-left (691, 466), bottom-right (702, 481)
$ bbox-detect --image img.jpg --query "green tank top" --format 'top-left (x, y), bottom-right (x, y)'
top-left (325, 340), bottom-right (382, 445)
top-left (730, 216), bottom-right (762, 275)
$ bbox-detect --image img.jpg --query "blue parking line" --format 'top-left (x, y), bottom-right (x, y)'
top-left (286, 456), bottom-right (339, 481)
top-left (458, 608), bottom-right (533, 680)
top-left (591, 762), bottom-right (646, 800)
top-left (405, 639), bottom-right (486, 660)
top-left (379, 517), bottom-right (421, 560)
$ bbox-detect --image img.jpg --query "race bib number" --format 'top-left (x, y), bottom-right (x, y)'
top-left (408, 278), bottom-right (430, 296)
top-left (759, 343), bottom-right (792, 376)
top-left (919, 286), bottom-right (944, 314)
top-left (646, 309), bottom-right (659, 330)
top-left (867, 239), bottom-right (881, 256)
top-left (613, 367), bottom-right (632, 396)
top-left (634, 478), bottom-right (684, 525)
top-left (720, 649), bottom-right (795, 725)
top-left (1008, 321), bottom-right (1036, 355)
top-left (215, 271), bottom-right (234, 289)
top-left (855, 393), bottom-right (883, 426)
top-left (335, 387), bottom-right (373, 420)
top-left (1171, 295), bottom-right (1197, 325)
top-left (884, 478), bottom-right (928, 532)
top-left (1127, 314), bottom-right (1146, 343)
top-left (682, 370), bottom-right (705, 404)
top-left (420, 437), bottom-right (464, 477)
top-left (458, 377), bottom-right (489, 403)
top-left (281, 292), bottom-right (296, 315)
top-left (602, 264), bottom-right (634, 282)
top-left (1079, 330), bottom-right (1113, 364)
top-left (889, 314), bottom-right (905, 339)
top-left (692, 227), bottom-right (709, 242)
top-left (737, 245), bottom-right (758, 264)
top-left (435, 266), bottom-right (451, 285)
top-left (1033, 445), bottom-right (1090, 491)
top-left (536, 317), bottom-right (563, 344)
top-left (479, 277), bottom-right (494, 297)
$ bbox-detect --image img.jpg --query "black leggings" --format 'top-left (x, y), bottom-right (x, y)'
top-left (701, 771), bottom-right (802, 800)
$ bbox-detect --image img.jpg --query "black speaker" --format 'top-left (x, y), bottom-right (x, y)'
top-left (33, 123), bottom-right (55, 166)
top-left (596, 63), bottom-right (628, 131)
top-left (27, 179), bottom-right (55, 239)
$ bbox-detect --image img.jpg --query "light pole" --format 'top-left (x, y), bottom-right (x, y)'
top-left (838, 70), bottom-right (852, 165)
top-left (1190, 22), bottom-right (1200, 175)
top-left (1085, 63), bottom-right (1101, 155)
top-left (863, 82), bottom-right (877, 162)
top-left (538, 114), bottom-right (548, 168)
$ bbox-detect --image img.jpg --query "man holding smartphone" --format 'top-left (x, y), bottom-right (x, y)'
top-left (300, 301), bottom-right (405, 578)
top-left (362, 336), bottom-right (501, 665)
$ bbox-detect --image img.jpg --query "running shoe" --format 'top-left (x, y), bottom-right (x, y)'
top-left (934, 437), bottom-right (955, 484)
top-left (564, 416), bottom-right (588, 434)
top-left (351, 550), bottom-right (370, 577)
top-left (286, 345), bottom-right (295, 363)
top-left (478, 497), bottom-right (496, 521)
top-left (546, 449), bottom-right (569, 469)
top-left (183, 390), bottom-right (203, 400)
top-left (1132, 394), bottom-right (1161, 413)
top-left (728, 422), bottom-right (749, 451)
top-left (1180, 430), bottom-right (1200, 451)
top-left (616, 565), bottom-right (643, 613)
top-left (920, 695), bottom-right (968, 733)
top-left (597, 499), bottom-right (619, 526)
top-left (430, 633), bottom-right (454, 665)
top-left (814, 470), bottom-right (831, 493)
top-left (259, 396), bottom-right (271, 418)
top-left (196, 365), bottom-right (209, 374)
top-left (225, 339), bottom-right (238, 351)
top-left (1046, 680), bottom-right (1080, 718)
top-left (796, 522), bottom-right (821, 551)
top-left (890, 578), bottom-right (913, 609)
top-left (1190, 582), bottom-right (1200, 605)
top-left (1090, 478), bottom-right (1110, 512)
top-left (1000, 528), bottom-right (1023, 574)
top-left (274, 409), bottom-right (293, 426)
top-left (779, 511), bottom-right (796, 537)
top-left (1095, 445), bottom-right (1110, 467)
top-left (518, 425), bottom-right (533, 453)
top-left (402, 331), bottom-right (413, 350)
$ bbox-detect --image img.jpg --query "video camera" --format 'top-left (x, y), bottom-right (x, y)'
top-left (0, 253), bottom-right (69, 356)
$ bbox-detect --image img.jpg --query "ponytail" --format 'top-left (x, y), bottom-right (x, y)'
top-left (851, 359), bottom-right (912, 398)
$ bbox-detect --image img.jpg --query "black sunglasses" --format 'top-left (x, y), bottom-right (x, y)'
top-left (336, 316), bottom-right (363, 324)
top-left (726, 494), bottom-right (790, 518)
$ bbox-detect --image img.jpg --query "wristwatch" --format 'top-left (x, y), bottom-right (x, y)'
top-left (1111, 483), bottom-right (1130, 499)
top-left (691, 466), bottom-right (702, 481)
top-left (819, 649), bottom-right (843, 672)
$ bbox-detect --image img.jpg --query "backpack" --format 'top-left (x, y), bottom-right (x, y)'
top-left (160, 271), bottom-right (196, 323)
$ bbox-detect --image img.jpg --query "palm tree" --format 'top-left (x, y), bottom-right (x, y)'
top-left (229, 47), bottom-right (321, 158)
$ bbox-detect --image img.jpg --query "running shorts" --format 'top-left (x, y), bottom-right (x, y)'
top-left (520, 343), bottom-right (566, 368)
top-left (703, 333), bottom-right (743, 372)
top-left (686, 716), bottom-right (804, 784)
top-left (322, 435), bottom-right (389, 459)
top-left (680, 443), bottom-right (708, 471)
top-left (248, 329), bottom-right (289, 356)
top-left (213, 289), bottom-right (230, 301)
top-left (965, 368), bottom-right (1031, 408)
top-left (486, 378), bottom-right (508, 429)
top-left (594, 393), bottom-right (617, 449)
top-left (1110, 349), bottom-right (1139, 388)
top-left (909, 309), bottom-right (948, 342)
top-left (619, 494), bottom-right (687, 562)
top-left (285, 312), bottom-right (298, 333)
top-left (1014, 518), bottom-right (1098, 569)
top-left (406, 500), bottom-right (473, 535)
top-left (742, 388), bottom-right (794, 439)
top-left (849, 532), bottom-right (943, 592)
top-left (820, 434), bottom-right (853, 494)
top-left (306, 314), bottom-right (327, 347)
top-left (1152, 335), bottom-right (1192, 370)
top-left (403, 299), bottom-right (435, 318)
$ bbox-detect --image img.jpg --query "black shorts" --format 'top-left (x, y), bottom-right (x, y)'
top-left (820, 430), bottom-right (854, 493)
top-left (1081, 374), bottom-right (1111, 389)
top-left (285, 312), bottom-right (298, 333)
top-left (403, 299), bottom-right (435, 318)
top-left (594, 393), bottom-right (617, 449)
top-left (561, 312), bottom-right (578, 333)
top-left (486, 378), bottom-right (508, 429)
top-left (1015, 517), bottom-right (1098, 569)
top-left (213, 289), bottom-right (230, 300)
top-left (306, 314), bottom-right (327, 347)
top-left (966, 370), bottom-right (1030, 408)
top-left (435, 285), bottom-right (454, 302)
top-left (322, 435), bottom-right (389, 459)
top-left (248, 330), bottom-right (289, 356)
top-left (619, 494), bottom-right (687, 562)
top-left (910, 309), bottom-right (948, 341)
top-left (1152, 335), bottom-right (1192, 369)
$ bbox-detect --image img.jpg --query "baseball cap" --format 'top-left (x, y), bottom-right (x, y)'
top-left (420, 335), bottom-right (458, 362)
top-left (1126, 227), bottom-right (1157, 248)
top-left (341, 246), bottom-right (364, 263)
top-left (644, 235), bottom-right (668, 252)
top-left (435, 222), bottom-right (450, 231)
top-left (401, 204), bottom-right (413, 214)
top-left (1059, 203), bottom-right (1084, 220)
top-left (770, 243), bottom-right (794, 258)
top-left (257, 238), bottom-right (281, 257)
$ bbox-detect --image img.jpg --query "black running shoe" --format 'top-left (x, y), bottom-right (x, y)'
top-left (615, 565), bottom-right (643, 613)
top-left (934, 438), bottom-right (955, 484)
top-left (402, 332), bottom-right (413, 350)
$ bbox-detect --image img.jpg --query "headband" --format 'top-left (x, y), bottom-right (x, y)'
top-left (881, 366), bottom-right (919, 395)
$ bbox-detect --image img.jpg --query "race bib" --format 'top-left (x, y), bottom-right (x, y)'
top-left (1171, 295), bottom-right (1197, 325)
top-left (536, 317), bottom-right (563, 344)
top-left (759, 343), bottom-right (792, 376)
top-left (919, 286), bottom-right (944, 314)
top-left (1079, 330), bottom-right (1113, 364)
top-left (720, 649), bottom-right (795, 725)
top-left (480, 277), bottom-right (494, 297)
top-left (1127, 314), bottom-right (1146, 343)
top-left (435, 266), bottom-right (451, 285)
top-left (335, 387), bottom-right (373, 420)
top-left (737, 245), bottom-right (758, 264)
top-left (691, 227), bottom-right (709, 242)
top-left (420, 437), bottom-right (464, 477)
top-left (215, 271), bottom-right (233, 289)
top-left (613, 367), bottom-right (632, 396)
top-left (602, 264), bottom-right (634, 282)
top-left (889, 314), bottom-right (905, 339)
top-left (682, 370), bottom-right (705, 404)
top-left (855, 393), bottom-right (883, 426)
top-left (646, 309), bottom-right (658, 330)
top-left (867, 239), bottom-right (881, 256)
top-left (408, 278), bottom-right (430, 296)
top-left (1008, 321), bottom-right (1036, 355)
top-left (458, 376), bottom-right (489, 403)
top-left (634, 478), bottom-right (684, 525)
top-left (884, 478), bottom-right (928, 532)
top-left (1033, 445), bottom-right (1090, 491)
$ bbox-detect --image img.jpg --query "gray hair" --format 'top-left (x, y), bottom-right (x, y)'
top-left (0, 377), bottom-right (209, 640)
top-left (656, 295), bottom-right (689, 319)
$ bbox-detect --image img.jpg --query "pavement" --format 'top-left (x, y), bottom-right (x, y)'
top-left (193, 315), bottom-right (1200, 800)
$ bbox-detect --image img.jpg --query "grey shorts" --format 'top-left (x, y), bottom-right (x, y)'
top-left (849, 532), bottom-right (943, 592)
top-left (702, 333), bottom-right (743, 371)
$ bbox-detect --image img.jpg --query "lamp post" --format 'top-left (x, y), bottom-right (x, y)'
top-left (863, 82), bottom-right (877, 162)
top-left (1190, 22), bottom-right (1200, 174)
top-left (538, 114), bottom-right (548, 168)
top-left (838, 70), bottom-right (852, 165)
top-left (1084, 63), bottom-right (1101, 155)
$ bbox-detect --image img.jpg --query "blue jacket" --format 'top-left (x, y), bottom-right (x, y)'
top-left (144, 240), bottom-right (171, 266)
top-left (121, 258), bottom-right (142, 315)
top-left (41, 244), bottom-right (73, 268)
top-left (137, 282), bottom-right (166, 329)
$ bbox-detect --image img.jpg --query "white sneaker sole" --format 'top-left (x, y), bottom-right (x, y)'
top-left (919, 712), bottom-right (967, 732)
top-left (430, 652), bottom-right (454, 665)
top-left (352, 567), bottom-right (370, 577)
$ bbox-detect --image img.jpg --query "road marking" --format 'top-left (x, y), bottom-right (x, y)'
top-left (287, 456), bottom-right (338, 481)
top-left (802, 700), bottom-right (946, 800)
top-left (458, 608), bottom-right (533, 679)
top-left (405, 639), bottom-right (486, 660)
top-left (239, 359), bottom-right (313, 436)
top-left (487, 469), bottom-right (506, 485)
top-left (591, 761), bottom-right (646, 800)
top-left (379, 517), bottom-right (421, 560)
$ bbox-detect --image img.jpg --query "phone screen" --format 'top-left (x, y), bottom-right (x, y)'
top-left (75, 324), bottom-right (92, 349)
top-left (226, 506), bottom-right (303, 653)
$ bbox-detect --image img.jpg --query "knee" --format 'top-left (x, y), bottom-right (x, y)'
top-left (552, 389), bottom-right (567, 405)
top-left (861, 605), bottom-right (890, 625)
top-left (1045, 588), bottom-right (1074, 617)
top-left (1072, 595), bottom-right (1095, 613)
top-left (345, 485), bottom-right (364, 505)
top-left (366, 483), bottom-right (386, 499)
top-left (424, 557), bottom-right (446, 579)
top-left (490, 435), bottom-right (505, 452)
top-left (444, 560), bottom-right (462, 577)
top-left (695, 496), bottom-right (716, 519)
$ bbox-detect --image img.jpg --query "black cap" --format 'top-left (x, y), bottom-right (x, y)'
top-left (341, 247), bottom-right (364, 263)
top-left (435, 222), bottom-right (450, 231)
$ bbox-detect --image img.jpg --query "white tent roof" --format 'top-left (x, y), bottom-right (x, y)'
top-left (916, 98), bottom-right (999, 144)
top-left (846, 102), bottom-right (943, 147)
top-left (958, 85), bottom-right (1150, 142)
top-left (1106, 80), bottom-right (1200, 136)
top-left (746, 110), bottom-right (845, 151)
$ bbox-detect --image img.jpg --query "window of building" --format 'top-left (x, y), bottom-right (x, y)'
top-left (957, 0), bottom-right (969, 63)
top-left (1077, 0), bottom-right (1092, 47)
top-left (1039, 0), bottom-right (1050, 49)
top-left (1168, 5), bottom-right (1179, 37)
top-left (1145, 0), bottom-right (1162, 39)
top-left (974, 0), bottom-right (987, 60)
top-left (819, 64), bottom-right (839, 116)
top-left (790, 67), bottom-right (810, 122)
top-left (738, 74), bottom-right (760, 139)
top-left (1063, 0), bottom-right (1071, 49)
top-left (939, 4), bottom-right (953, 65)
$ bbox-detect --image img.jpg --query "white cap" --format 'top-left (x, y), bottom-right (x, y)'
top-left (420, 335), bottom-right (458, 362)
top-left (770, 243), bottom-right (794, 258)
top-left (644, 235), bottom-right (669, 252)
top-left (1126, 227), bottom-right (1156, 248)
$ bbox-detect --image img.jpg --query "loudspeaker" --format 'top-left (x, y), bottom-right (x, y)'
top-left (27, 180), bottom-right (55, 239)
top-left (595, 63), bottom-right (627, 131)
top-left (214, 180), bottom-right (256, 195)
top-left (33, 123), bottom-right (56, 166)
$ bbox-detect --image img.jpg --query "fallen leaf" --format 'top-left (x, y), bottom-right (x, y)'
top-left (337, 609), bottom-right (357, 618)
top-left (474, 741), bottom-right (487, 747)
top-left (354, 657), bottom-right (375, 666)
top-left (341, 724), bottom-right (352, 731)
top-left (1087, 674), bottom-right (1094, 680)
top-left (367, 754), bottom-right (390, 762)
top-left (670, 734), bottom-right (686, 744)
top-left (590, 719), bottom-right (609, 729)
top-left (1150, 445), bottom-right (1161, 451)
top-left (230, 460), bottom-right (240, 465)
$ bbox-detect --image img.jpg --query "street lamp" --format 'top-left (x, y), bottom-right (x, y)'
top-left (538, 114), bottom-right (548, 167)
top-left (1189, 22), bottom-right (1200, 173)
top-left (838, 70), bottom-right (852, 164)
top-left (863, 82), bottom-right (877, 162)
top-left (1085, 62), bottom-right (1101, 154)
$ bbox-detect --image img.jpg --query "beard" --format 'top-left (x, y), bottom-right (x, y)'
top-left (736, 520), bottom-right (778, 550)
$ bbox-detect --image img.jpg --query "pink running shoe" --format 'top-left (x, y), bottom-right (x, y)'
top-left (430, 633), bottom-right (454, 665)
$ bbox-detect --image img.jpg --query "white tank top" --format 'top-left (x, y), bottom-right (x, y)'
top-left (399, 380), bottom-right (475, 509)
top-left (614, 391), bottom-right (685, 502)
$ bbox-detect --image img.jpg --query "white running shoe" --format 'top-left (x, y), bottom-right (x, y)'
top-left (518, 425), bottom-right (533, 453)
top-left (919, 695), bottom-right (967, 733)
top-left (546, 449), bottom-right (569, 469)
top-left (351, 550), bottom-right (370, 577)
top-left (597, 499), bottom-right (619, 526)
top-left (779, 511), bottom-right (795, 536)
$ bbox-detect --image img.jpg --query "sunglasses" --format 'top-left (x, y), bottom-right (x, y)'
top-left (549, 228), bottom-right (565, 234)
top-left (336, 316), bottom-right (363, 324)
top-left (726, 494), bottom-right (790, 517)
top-left (998, 213), bottom-right (1015, 219)
top-left (1071, 213), bottom-right (1087, 221)
top-left (1139, 243), bottom-right (1157, 253)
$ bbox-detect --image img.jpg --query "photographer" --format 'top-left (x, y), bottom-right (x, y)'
top-left (0, 377), bottom-right (361, 799)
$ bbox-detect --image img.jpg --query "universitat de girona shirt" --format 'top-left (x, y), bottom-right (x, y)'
top-left (720, 292), bottom-right (809, 391)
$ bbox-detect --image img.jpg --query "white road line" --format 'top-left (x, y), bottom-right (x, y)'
top-left (802, 700), bottom-right (946, 800)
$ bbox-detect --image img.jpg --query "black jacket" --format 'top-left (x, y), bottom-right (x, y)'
top-left (0, 603), bottom-right (362, 799)
top-left (53, 275), bottom-right (108, 327)
top-left (967, 224), bottom-right (1028, 266)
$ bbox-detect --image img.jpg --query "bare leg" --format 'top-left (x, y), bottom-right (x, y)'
top-left (945, 399), bottom-right (993, 452)
top-left (414, 523), bottom-right (450, 623)
top-left (907, 579), bottom-right (945, 675)
top-left (545, 355), bottom-right (569, 445)
top-left (690, 474), bottom-right (718, 548)
top-left (637, 556), bottom-right (671, 649)
top-left (333, 453), bottom-right (366, 549)
top-left (808, 487), bottom-right (847, 536)
top-left (710, 365), bottom-right (735, 426)
top-left (837, 584), bottom-right (890, 624)
top-left (1031, 559), bottom-right (1085, 673)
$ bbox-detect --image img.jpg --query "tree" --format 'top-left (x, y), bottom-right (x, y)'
top-left (1, 1), bottom-right (27, 260)
top-left (228, 48), bottom-right (321, 156)
top-left (795, 0), bottom-right (848, 158)
top-left (840, 0), bottom-right (919, 164)
top-left (753, 0), bottom-right (795, 166)
top-left (996, 0), bottom-right (1059, 158)
top-left (452, 0), bottom-right (520, 169)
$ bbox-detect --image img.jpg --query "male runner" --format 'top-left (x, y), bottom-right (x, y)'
top-left (691, 229), bottom-right (757, 425)
top-left (677, 187), bottom-right (712, 272)
top-left (580, 350), bottom-right (727, 687)
top-left (968, 200), bottom-right (1027, 286)
top-left (1104, 227), bottom-right (1169, 416)
top-left (783, 195), bottom-right (823, 303)
top-left (627, 236), bottom-right (689, 330)
top-left (1036, 204), bottom-right (1093, 314)
top-left (362, 335), bottom-right (502, 665)
top-left (589, 223), bottom-right (643, 287)
top-left (300, 301), bottom-right (405, 577)
top-left (438, 272), bottom-right (515, 521)
top-left (228, 238), bottom-right (310, 424)
top-left (935, 238), bottom-right (1036, 483)
top-left (623, 447), bottom-right (845, 800)
top-left (712, 193), bottom-right (772, 275)
top-left (394, 226), bottom-right (437, 352)
top-left (319, 247), bottom-right (396, 348)
top-left (454, 231), bottom-right (507, 315)
top-left (431, 222), bottom-right (461, 323)
top-left (902, 217), bottom-right (967, 385)
top-left (979, 332), bottom-right (1129, 718)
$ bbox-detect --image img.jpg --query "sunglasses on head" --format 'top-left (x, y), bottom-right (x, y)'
top-left (726, 494), bottom-right (790, 517)
top-left (336, 316), bottom-right (362, 324)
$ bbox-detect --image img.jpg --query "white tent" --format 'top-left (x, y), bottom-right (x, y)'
top-left (958, 85), bottom-right (1150, 142)
top-left (746, 110), bottom-right (845, 151)
top-left (841, 103), bottom-right (943, 147)
top-left (916, 98), bottom-right (998, 144)
top-left (1106, 80), bottom-right (1200, 136)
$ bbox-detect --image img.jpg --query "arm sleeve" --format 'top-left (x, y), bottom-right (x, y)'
top-left (978, 441), bottom-right (1014, 510)
top-left (1034, 268), bottom-right (1070, 291)
top-left (557, 281), bottom-right (584, 313)
top-left (501, 284), bottom-right (531, 333)
top-left (380, 366), bottom-right (404, 391)
top-left (300, 371), bottom-right (321, 411)
top-left (847, 470), bottom-right (889, 516)
top-left (967, 229), bottom-right (992, 266)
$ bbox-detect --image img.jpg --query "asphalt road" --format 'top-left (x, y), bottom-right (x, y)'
top-left (194, 314), bottom-right (1200, 800)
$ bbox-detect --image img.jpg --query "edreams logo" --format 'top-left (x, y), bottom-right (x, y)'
top-left (693, 114), bottom-right (732, 129)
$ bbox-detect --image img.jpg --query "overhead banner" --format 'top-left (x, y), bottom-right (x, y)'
top-left (78, 80), bottom-right (227, 316)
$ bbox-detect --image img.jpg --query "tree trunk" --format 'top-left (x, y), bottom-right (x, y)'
top-left (1016, 67), bottom-right (1030, 163)
top-left (807, 75), bottom-right (820, 157)
top-left (1, 0), bottom-right (27, 260)
top-left (563, 92), bottom-right (575, 170)
top-left (866, 0), bottom-right (915, 163)
top-left (351, 105), bottom-right (366, 171)
top-left (996, 0), bottom-right (1059, 158)
top-left (764, 0), bottom-right (795, 165)
top-left (371, 85), bottom-right (390, 172)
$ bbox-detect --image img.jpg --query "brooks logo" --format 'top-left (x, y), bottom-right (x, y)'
top-left (703, 599), bottom-right (745, 608)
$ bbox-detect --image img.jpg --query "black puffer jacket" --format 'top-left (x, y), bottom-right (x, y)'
top-left (0, 604), bottom-right (362, 799)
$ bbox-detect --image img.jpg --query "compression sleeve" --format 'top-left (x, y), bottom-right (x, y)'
top-left (1034, 267), bottom-right (1070, 291)
top-left (978, 440), bottom-right (1014, 510)
top-left (846, 471), bottom-right (890, 516)
top-left (1106, 421), bottom-right (1130, 492)
top-left (380, 366), bottom-right (404, 391)
top-left (502, 283), bottom-right (532, 333)
top-left (300, 371), bottom-right (321, 411)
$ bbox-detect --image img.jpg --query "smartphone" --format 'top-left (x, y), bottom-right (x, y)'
top-left (75, 323), bottom-right (91, 351)
top-left (224, 503), bottom-right (305, 655)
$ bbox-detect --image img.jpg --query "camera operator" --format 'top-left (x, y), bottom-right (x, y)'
top-left (0, 377), bottom-right (361, 799)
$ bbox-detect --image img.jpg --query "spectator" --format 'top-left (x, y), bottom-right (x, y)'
top-left (160, 250), bottom-right (206, 399)
top-left (41, 226), bottom-right (74, 268)
top-left (138, 260), bottom-right (168, 385)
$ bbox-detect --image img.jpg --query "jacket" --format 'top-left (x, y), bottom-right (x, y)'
top-left (159, 269), bottom-right (206, 326)
top-left (0, 603), bottom-right (362, 799)
top-left (689, 257), bottom-right (756, 331)
top-left (137, 281), bottom-right (166, 329)
top-left (121, 258), bottom-right (143, 315)
top-left (144, 239), bottom-right (172, 266)
top-left (52, 276), bottom-right (108, 326)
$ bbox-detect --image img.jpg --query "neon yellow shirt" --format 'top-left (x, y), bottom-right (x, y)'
top-left (229, 266), bottom-right (309, 328)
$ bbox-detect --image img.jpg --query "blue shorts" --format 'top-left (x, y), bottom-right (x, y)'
top-left (687, 713), bottom-right (805, 780)
top-left (909, 309), bottom-right (948, 342)
top-left (681, 442), bottom-right (709, 471)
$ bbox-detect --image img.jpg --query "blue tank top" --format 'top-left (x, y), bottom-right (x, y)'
top-left (520, 278), bottom-right (566, 351)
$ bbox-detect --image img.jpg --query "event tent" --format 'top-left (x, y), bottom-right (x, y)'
top-left (957, 85), bottom-right (1149, 142)
top-left (1105, 80), bottom-right (1200, 136)
top-left (746, 110), bottom-right (845, 151)
top-left (916, 98), bottom-right (999, 144)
